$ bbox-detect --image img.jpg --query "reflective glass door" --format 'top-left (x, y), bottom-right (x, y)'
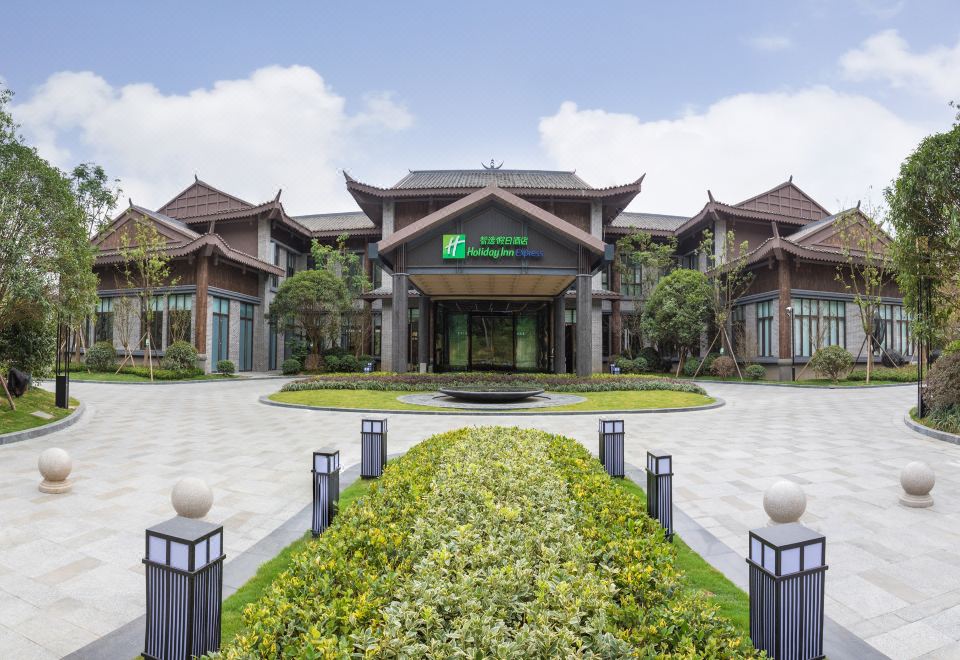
top-left (470, 314), bottom-right (514, 370)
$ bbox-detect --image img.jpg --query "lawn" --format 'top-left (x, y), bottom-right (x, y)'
top-left (71, 370), bottom-right (233, 383)
top-left (269, 388), bottom-right (713, 412)
top-left (0, 388), bottom-right (78, 435)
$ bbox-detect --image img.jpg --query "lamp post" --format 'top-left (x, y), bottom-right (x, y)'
top-left (312, 448), bottom-right (340, 536)
top-left (597, 418), bottom-right (624, 478)
top-left (143, 517), bottom-right (225, 660)
top-left (361, 417), bottom-right (388, 479)
top-left (645, 449), bottom-right (673, 541)
top-left (54, 318), bottom-right (71, 409)
top-left (747, 523), bottom-right (827, 660)
top-left (785, 306), bottom-right (795, 382)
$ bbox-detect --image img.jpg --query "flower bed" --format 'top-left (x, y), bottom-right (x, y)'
top-left (280, 372), bottom-right (707, 396)
top-left (211, 428), bottom-right (755, 658)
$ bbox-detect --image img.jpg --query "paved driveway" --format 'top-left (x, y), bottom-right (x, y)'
top-left (0, 379), bottom-right (957, 658)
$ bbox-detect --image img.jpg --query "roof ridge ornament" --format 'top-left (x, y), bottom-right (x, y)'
top-left (481, 159), bottom-right (503, 170)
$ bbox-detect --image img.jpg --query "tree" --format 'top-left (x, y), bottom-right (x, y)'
top-left (112, 296), bottom-right (137, 371)
top-left (614, 230), bottom-right (676, 356)
top-left (696, 230), bottom-right (754, 378)
top-left (0, 87), bottom-right (97, 409)
top-left (72, 163), bottom-right (121, 239)
top-left (642, 268), bottom-right (712, 376)
top-left (834, 207), bottom-right (895, 383)
top-left (268, 270), bottom-right (351, 362)
top-left (117, 216), bottom-right (177, 381)
top-left (886, 112), bottom-right (960, 350)
top-left (311, 234), bottom-right (373, 357)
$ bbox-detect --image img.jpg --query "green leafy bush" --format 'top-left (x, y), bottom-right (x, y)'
top-left (217, 359), bottom-right (236, 375)
top-left (808, 345), bottom-right (853, 382)
top-left (846, 366), bottom-right (916, 382)
top-left (926, 405), bottom-right (960, 434)
top-left (682, 359), bottom-right (699, 377)
top-left (324, 354), bottom-right (363, 373)
top-left (943, 339), bottom-right (960, 357)
top-left (615, 355), bottom-right (648, 374)
top-left (210, 428), bottom-right (756, 658)
top-left (745, 364), bottom-right (766, 380)
top-left (710, 355), bottom-right (736, 378)
top-left (639, 346), bottom-right (667, 372)
top-left (117, 366), bottom-right (203, 380)
top-left (281, 358), bottom-right (301, 375)
top-left (925, 351), bottom-right (960, 412)
top-left (160, 340), bottom-right (198, 371)
top-left (0, 316), bottom-right (55, 379)
top-left (85, 341), bottom-right (116, 372)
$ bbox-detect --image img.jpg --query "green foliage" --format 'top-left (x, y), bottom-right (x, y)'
top-left (281, 358), bottom-right (301, 375)
top-left (682, 359), bottom-right (699, 377)
top-left (85, 341), bottom-right (117, 372)
top-left (710, 355), bottom-right (736, 378)
top-left (117, 365), bottom-right (203, 380)
top-left (639, 346), bottom-right (668, 372)
top-left (160, 340), bottom-right (198, 371)
top-left (808, 345), bottom-right (854, 382)
top-left (943, 339), bottom-right (960, 356)
top-left (845, 366), bottom-right (916, 383)
top-left (925, 405), bottom-right (960, 435)
top-left (0, 315), bottom-right (55, 378)
top-left (699, 229), bottom-right (754, 359)
top-left (269, 270), bottom-right (351, 358)
top-left (71, 162), bottom-right (121, 238)
top-left (643, 269), bottom-right (712, 360)
top-left (217, 359), bottom-right (236, 375)
top-left (745, 364), bottom-right (767, 381)
top-left (323, 354), bottom-right (363, 372)
top-left (925, 351), bottom-right (960, 412)
top-left (211, 428), bottom-right (756, 658)
top-left (614, 355), bottom-right (648, 374)
top-left (286, 337), bottom-right (310, 366)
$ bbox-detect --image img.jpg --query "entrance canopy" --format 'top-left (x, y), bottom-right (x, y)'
top-left (371, 186), bottom-right (612, 298)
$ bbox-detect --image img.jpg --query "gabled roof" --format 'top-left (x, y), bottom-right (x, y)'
top-left (158, 178), bottom-right (253, 220)
top-left (178, 195), bottom-right (314, 237)
top-left (292, 211), bottom-right (377, 236)
top-left (93, 204), bottom-right (201, 249)
top-left (95, 231), bottom-right (283, 276)
top-left (392, 169), bottom-right (592, 190)
top-left (735, 180), bottom-right (831, 221)
top-left (608, 211), bottom-right (687, 236)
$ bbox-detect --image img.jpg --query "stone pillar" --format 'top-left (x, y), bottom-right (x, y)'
top-left (576, 274), bottom-right (592, 377)
top-left (611, 265), bottom-right (622, 359)
top-left (380, 300), bottom-right (393, 371)
top-left (554, 293), bottom-right (566, 374)
top-left (382, 201), bottom-right (395, 293)
top-left (777, 256), bottom-right (793, 381)
top-left (418, 295), bottom-right (430, 370)
top-left (392, 273), bottom-right (409, 373)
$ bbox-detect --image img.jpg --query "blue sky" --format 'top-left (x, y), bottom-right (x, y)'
top-left (3, 0), bottom-right (959, 215)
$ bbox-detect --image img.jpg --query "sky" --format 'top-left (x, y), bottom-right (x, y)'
top-left (2, 0), bottom-right (959, 216)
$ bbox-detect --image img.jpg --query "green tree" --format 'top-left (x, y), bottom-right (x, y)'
top-left (697, 229), bottom-right (754, 378)
top-left (311, 234), bottom-right (373, 357)
top-left (642, 268), bottom-right (712, 376)
top-left (0, 87), bottom-right (97, 408)
top-left (72, 163), bottom-right (121, 239)
top-left (269, 269), bottom-right (351, 362)
top-left (614, 229), bottom-right (676, 356)
top-left (886, 112), bottom-right (960, 350)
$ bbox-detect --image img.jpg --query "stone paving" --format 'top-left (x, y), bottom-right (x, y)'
top-left (0, 379), bottom-right (957, 658)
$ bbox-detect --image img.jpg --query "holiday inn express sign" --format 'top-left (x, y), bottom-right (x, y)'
top-left (442, 233), bottom-right (544, 260)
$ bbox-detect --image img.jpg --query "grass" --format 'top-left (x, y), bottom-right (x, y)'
top-left (0, 388), bottom-right (79, 436)
top-left (71, 370), bottom-right (233, 383)
top-left (219, 478), bottom-right (373, 646)
top-left (269, 388), bottom-right (714, 412)
top-left (612, 478), bottom-right (750, 636)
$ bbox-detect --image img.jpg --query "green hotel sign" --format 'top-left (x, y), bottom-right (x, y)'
top-left (442, 233), bottom-right (543, 260)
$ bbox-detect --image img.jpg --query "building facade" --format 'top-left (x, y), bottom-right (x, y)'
top-left (90, 170), bottom-right (908, 379)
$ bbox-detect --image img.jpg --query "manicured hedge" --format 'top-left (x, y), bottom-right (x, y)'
top-left (210, 428), bottom-right (756, 658)
top-left (280, 372), bottom-right (707, 396)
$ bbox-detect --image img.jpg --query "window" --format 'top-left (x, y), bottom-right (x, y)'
top-left (621, 265), bottom-right (643, 298)
top-left (372, 312), bottom-right (382, 357)
top-left (792, 298), bottom-right (846, 357)
top-left (371, 262), bottom-right (383, 290)
top-left (731, 305), bottom-right (746, 357)
top-left (141, 296), bottom-right (164, 349)
top-left (268, 323), bottom-right (278, 370)
top-left (408, 307), bottom-right (419, 367)
top-left (564, 309), bottom-right (576, 324)
top-left (167, 294), bottom-right (193, 344)
top-left (286, 251), bottom-right (296, 279)
top-left (94, 298), bottom-right (113, 343)
top-left (756, 301), bottom-right (774, 357)
top-left (212, 297), bottom-right (230, 364)
top-left (880, 304), bottom-right (913, 355)
top-left (271, 243), bottom-right (280, 288)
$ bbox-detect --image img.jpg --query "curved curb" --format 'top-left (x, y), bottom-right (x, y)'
top-left (903, 413), bottom-right (960, 446)
top-left (0, 400), bottom-right (87, 446)
top-left (258, 394), bottom-right (725, 416)
top-left (67, 375), bottom-right (291, 385)
top-left (691, 379), bottom-right (912, 390)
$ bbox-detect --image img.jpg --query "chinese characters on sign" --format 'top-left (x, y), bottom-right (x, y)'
top-left (479, 235), bottom-right (529, 246)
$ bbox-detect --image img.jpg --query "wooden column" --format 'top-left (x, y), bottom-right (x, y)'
top-left (777, 255), bottom-right (793, 380)
top-left (392, 273), bottom-right (409, 373)
top-left (195, 255), bottom-right (209, 356)
top-left (576, 274), bottom-right (593, 377)
top-left (554, 293), bottom-right (566, 374)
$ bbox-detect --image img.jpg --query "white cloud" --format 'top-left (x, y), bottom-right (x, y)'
top-left (746, 35), bottom-right (793, 52)
top-left (538, 87), bottom-right (926, 216)
top-left (854, 0), bottom-right (905, 19)
top-left (840, 29), bottom-right (960, 100)
top-left (11, 66), bottom-right (413, 214)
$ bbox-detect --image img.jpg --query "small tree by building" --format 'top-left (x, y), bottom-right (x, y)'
top-left (642, 268), bottom-right (712, 376)
top-left (311, 234), bottom-right (373, 358)
top-left (112, 296), bottom-right (137, 371)
top-left (614, 229), bottom-right (676, 357)
top-left (268, 270), bottom-right (351, 364)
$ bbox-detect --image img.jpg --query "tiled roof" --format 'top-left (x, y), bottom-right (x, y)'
top-left (784, 210), bottom-right (846, 244)
top-left (130, 205), bottom-right (199, 238)
top-left (391, 169), bottom-right (593, 190)
top-left (292, 211), bottom-right (376, 233)
top-left (610, 211), bottom-right (688, 232)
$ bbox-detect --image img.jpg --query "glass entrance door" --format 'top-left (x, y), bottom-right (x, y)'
top-left (470, 314), bottom-right (514, 370)
top-left (239, 303), bottom-right (254, 371)
top-left (436, 301), bottom-right (549, 372)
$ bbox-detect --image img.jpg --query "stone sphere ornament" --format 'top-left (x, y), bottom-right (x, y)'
top-left (38, 447), bottom-right (73, 494)
top-left (763, 479), bottom-right (807, 524)
top-left (171, 478), bottom-right (214, 519)
top-left (899, 461), bottom-right (935, 508)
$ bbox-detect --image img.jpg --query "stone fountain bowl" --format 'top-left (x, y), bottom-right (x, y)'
top-left (438, 387), bottom-right (546, 403)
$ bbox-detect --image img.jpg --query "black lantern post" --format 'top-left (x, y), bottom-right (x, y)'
top-left (646, 449), bottom-right (673, 540)
top-left (143, 517), bottom-right (225, 660)
top-left (747, 523), bottom-right (827, 660)
top-left (312, 448), bottom-right (340, 536)
top-left (597, 418), bottom-right (625, 478)
top-left (54, 318), bottom-right (71, 409)
top-left (361, 417), bottom-right (388, 479)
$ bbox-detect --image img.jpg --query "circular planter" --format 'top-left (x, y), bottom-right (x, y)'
top-left (438, 388), bottom-right (545, 403)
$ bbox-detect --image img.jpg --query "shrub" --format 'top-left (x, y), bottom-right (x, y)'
top-left (925, 351), bottom-right (960, 412)
top-left (881, 349), bottom-right (907, 367)
top-left (118, 366), bottom-right (203, 380)
top-left (85, 341), bottom-right (117, 372)
top-left (216, 359), bottom-right (236, 375)
top-left (615, 355), bottom-right (647, 374)
top-left (943, 339), bottom-right (960, 357)
top-left (745, 364), bottom-right (766, 380)
top-left (701, 352), bottom-right (721, 372)
top-left (682, 359), bottom-right (699, 377)
top-left (0, 316), bottom-right (55, 379)
top-left (846, 366), bottom-right (916, 383)
top-left (926, 405), bottom-right (960, 434)
top-left (160, 340), bottom-right (198, 371)
top-left (281, 358), bottom-right (301, 375)
top-left (638, 346), bottom-right (666, 372)
top-left (710, 355), bottom-right (736, 378)
top-left (212, 428), bottom-right (757, 658)
top-left (809, 345), bottom-right (853, 382)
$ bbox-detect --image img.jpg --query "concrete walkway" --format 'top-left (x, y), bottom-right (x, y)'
top-left (0, 379), bottom-right (956, 658)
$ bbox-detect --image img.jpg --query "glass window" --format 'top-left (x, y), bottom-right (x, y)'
top-left (372, 312), bottom-right (382, 358)
top-left (286, 251), bottom-right (296, 279)
top-left (756, 301), bottom-right (773, 357)
top-left (212, 297), bottom-right (230, 363)
top-left (371, 262), bottom-right (383, 290)
top-left (792, 298), bottom-right (846, 357)
top-left (167, 294), bottom-right (193, 344)
top-left (141, 296), bottom-right (164, 349)
top-left (94, 298), bottom-right (113, 343)
top-left (271, 243), bottom-right (280, 288)
top-left (880, 304), bottom-right (913, 355)
top-left (732, 305), bottom-right (746, 357)
top-left (621, 265), bottom-right (643, 298)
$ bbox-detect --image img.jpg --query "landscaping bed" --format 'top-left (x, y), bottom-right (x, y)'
top-left (71, 367), bottom-right (233, 383)
top-left (0, 389), bottom-right (77, 435)
top-left (210, 427), bottom-right (755, 658)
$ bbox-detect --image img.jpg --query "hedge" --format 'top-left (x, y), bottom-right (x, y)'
top-left (210, 428), bottom-right (756, 658)
top-left (280, 372), bottom-right (707, 396)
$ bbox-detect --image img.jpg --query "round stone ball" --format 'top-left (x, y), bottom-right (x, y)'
top-left (38, 448), bottom-right (72, 483)
top-left (763, 480), bottom-right (807, 524)
top-left (171, 478), bottom-right (214, 519)
top-left (900, 461), bottom-right (935, 497)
